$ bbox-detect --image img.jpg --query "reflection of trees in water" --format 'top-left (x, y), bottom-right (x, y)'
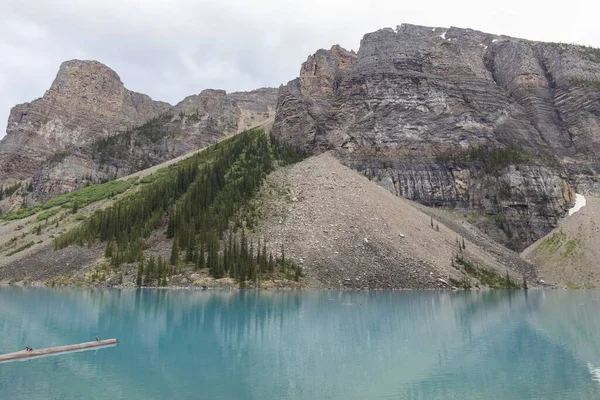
top-left (526, 291), bottom-right (600, 366)
top-left (402, 321), bottom-right (599, 398)
top-left (2, 288), bottom-right (599, 399)
top-left (401, 290), bottom-right (600, 399)
top-left (451, 290), bottom-right (541, 343)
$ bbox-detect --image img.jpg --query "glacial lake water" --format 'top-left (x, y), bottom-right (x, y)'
top-left (1, 288), bottom-right (600, 399)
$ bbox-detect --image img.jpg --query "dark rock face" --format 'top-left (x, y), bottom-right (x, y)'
top-left (272, 24), bottom-right (600, 250)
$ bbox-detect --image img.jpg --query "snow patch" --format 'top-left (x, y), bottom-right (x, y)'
top-left (492, 39), bottom-right (499, 43)
top-left (440, 32), bottom-right (447, 40)
top-left (479, 43), bottom-right (488, 50)
top-left (568, 194), bottom-right (586, 216)
top-left (432, 28), bottom-right (435, 32)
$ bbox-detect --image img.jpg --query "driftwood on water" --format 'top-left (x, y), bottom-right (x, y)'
top-left (0, 339), bottom-right (118, 363)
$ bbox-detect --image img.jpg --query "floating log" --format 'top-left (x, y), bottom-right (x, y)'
top-left (0, 339), bottom-right (118, 363)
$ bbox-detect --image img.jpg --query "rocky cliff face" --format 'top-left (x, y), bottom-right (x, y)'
top-left (28, 87), bottom-right (277, 201)
top-left (347, 159), bottom-right (574, 250)
top-left (0, 60), bottom-right (171, 183)
top-left (0, 61), bottom-right (278, 204)
top-left (273, 24), bottom-right (600, 250)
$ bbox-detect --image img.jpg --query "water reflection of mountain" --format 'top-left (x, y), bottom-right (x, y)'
top-left (1, 288), bottom-right (599, 399)
top-left (525, 291), bottom-right (600, 366)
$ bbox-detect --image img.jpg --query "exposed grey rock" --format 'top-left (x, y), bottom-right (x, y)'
top-left (0, 60), bottom-right (171, 183)
top-left (349, 159), bottom-right (574, 251)
top-left (29, 86), bottom-right (278, 201)
top-left (272, 23), bottom-right (600, 249)
top-left (0, 61), bottom-right (278, 204)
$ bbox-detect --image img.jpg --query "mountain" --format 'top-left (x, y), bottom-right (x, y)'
top-left (0, 129), bottom-right (530, 289)
top-left (0, 60), bottom-right (171, 183)
top-left (2, 23), bottom-right (600, 289)
top-left (0, 60), bottom-right (278, 207)
top-left (272, 23), bottom-right (600, 251)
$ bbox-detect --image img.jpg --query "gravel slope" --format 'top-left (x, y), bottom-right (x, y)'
top-left (1, 151), bottom-right (532, 289)
top-left (252, 153), bottom-right (527, 289)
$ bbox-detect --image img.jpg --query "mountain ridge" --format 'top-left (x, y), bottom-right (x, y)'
top-left (272, 22), bottom-right (600, 251)
top-left (0, 59), bottom-right (278, 208)
top-left (1, 23), bottom-right (600, 288)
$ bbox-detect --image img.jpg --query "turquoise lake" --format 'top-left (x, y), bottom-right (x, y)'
top-left (1, 288), bottom-right (600, 399)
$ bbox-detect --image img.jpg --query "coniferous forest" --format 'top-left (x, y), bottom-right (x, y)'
top-left (54, 128), bottom-right (306, 286)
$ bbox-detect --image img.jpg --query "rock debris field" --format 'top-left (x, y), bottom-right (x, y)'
top-left (254, 153), bottom-right (521, 289)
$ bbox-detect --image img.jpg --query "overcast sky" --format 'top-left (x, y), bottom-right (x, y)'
top-left (1, 0), bottom-right (599, 138)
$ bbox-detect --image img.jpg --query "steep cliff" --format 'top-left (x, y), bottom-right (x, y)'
top-left (0, 61), bottom-right (278, 205)
top-left (272, 24), bottom-right (600, 250)
top-left (0, 60), bottom-right (171, 183)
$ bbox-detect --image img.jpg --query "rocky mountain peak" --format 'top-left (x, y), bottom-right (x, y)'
top-left (173, 89), bottom-right (230, 116)
top-left (0, 59), bottom-right (171, 182)
top-left (300, 44), bottom-right (356, 100)
top-left (48, 59), bottom-right (123, 97)
top-left (272, 23), bottom-right (600, 251)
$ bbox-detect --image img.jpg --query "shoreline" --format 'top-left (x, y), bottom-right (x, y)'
top-left (0, 280), bottom-right (560, 291)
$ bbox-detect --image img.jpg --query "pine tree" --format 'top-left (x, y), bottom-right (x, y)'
top-left (186, 227), bottom-right (195, 263)
top-left (261, 241), bottom-right (268, 274)
top-left (256, 238), bottom-right (261, 267)
top-left (157, 256), bottom-right (167, 276)
top-left (217, 254), bottom-right (224, 278)
top-left (104, 240), bottom-right (113, 258)
top-left (207, 230), bottom-right (219, 277)
top-left (198, 241), bottom-right (205, 270)
top-left (280, 244), bottom-right (286, 273)
top-left (170, 237), bottom-right (179, 266)
top-left (166, 207), bottom-right (176, 238)
top-left (136, 260), bottom-right (144, 287)
top-left (268, 252), bottom-right (274, 273)
top-left (146, 256), bottom-right (156, 284)
top-left (294, 265), bottom-right (301, 282)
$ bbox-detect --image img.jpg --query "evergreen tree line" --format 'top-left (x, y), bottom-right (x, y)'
top-left (166, 130), bottom-right (274, 259)
top-left (55, 129), bottom-right (306, 283)
top-left (201, 228), bottom-right (301, 284)
top-left (93, 112), bottom-right (173, 164)
top-left (269, 133), bottom-right (308, 166)
top-left (136, 255), bottom-right (174, 287)
top-left (436, 145), bottom-right (532, 173)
